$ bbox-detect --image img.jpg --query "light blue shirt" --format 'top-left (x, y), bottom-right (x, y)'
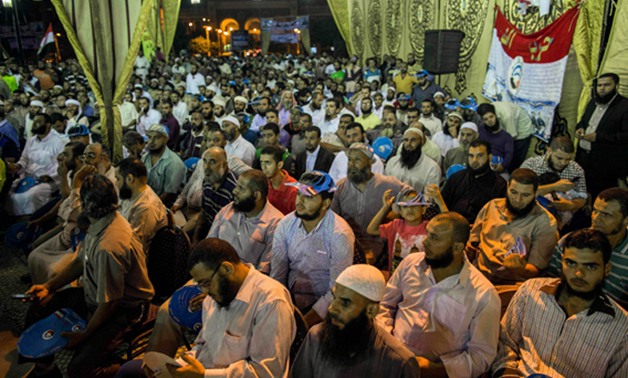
top-left (270, 209), bottom-right (354, 317)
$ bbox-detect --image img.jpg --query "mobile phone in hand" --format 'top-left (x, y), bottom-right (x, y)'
top-left (11, 293), bottom-right (35, 301)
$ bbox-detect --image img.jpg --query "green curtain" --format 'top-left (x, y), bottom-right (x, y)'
top-left (52, 0), bottom-right (155, 161)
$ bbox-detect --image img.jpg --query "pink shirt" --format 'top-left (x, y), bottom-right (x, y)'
top-left (379, 218), bottom-right (428, 272)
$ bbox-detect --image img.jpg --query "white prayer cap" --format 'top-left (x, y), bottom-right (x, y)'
top-left (433, 91), bottom-right (445, 99)
top-left (207, 83), bottom-right (219, 93)
top-left (460, 122), bottom-right (478, 133)
top-left (65, 99), bottom-right (80, 107)
top-left (221, 115), bottom-right (240, 128)
top-left (213, 98), bottom-right (226, 107)
top-left (234, 96), bottom-right (248, 106)
top-left (403, 127), bottom-right (424, 140)
top-left (30, 100), bottom-right (44, 108)
top-left (336, 265), bottom-right (386, 302)
top-left (147, 124), bottom-right (169, 139)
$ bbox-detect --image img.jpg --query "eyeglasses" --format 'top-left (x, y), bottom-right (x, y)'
top-left (81, 152), bottom-right (100, 160)
top-left (196, 268), bottom-right (220, 289)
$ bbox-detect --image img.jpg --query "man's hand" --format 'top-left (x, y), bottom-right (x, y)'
top-left (166, 354), bottom-right (204, 378)
top-left (581, 132), bottom-right (596, 142)
top-left (26, 284), bottom-right (53, 305)
top-left (7, 162), bottom-right (21, 175)
top-left (503, 254), bottom-right (527, 273)
top-left (552, 197), bottom-right (576, 212)
top-left (551, 179), bottom-right (575, 192)
top-left (170, 204), bottom-right (182, 214)
top-left (61, 330), bottom-right (88, 348)
top-left (37, 175), bottom-right (53, 183)
top-left (72, 165), bottom-right (98, 189)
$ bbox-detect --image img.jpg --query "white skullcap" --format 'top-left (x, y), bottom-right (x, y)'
top-left (221, 115), bottom-right (240, 128)
top-left (213, 98), bottom-right (226, 107)
top-left (234, 96), bottom-right (248, 105)
top-left (433, 91), bottom-right (445, 98)
top-left (460, 122), bottom-right (478, 133)
top-left (403, 127), bottom-right (424, 139)
top-left (30, 100), bottom-right (44, 108)
top-left (65, 99), bottom-right (80, 107)
top-left (208, 83), bottom-right (219, 93)
top-left (336, 264), bottom-right (386, 302)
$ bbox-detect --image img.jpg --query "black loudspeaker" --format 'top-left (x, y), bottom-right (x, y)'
top-left (423, 30), bottom-right (465, 74)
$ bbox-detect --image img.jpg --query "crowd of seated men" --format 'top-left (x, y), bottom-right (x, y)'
top-left (0, 52), bottom-right (626, 377)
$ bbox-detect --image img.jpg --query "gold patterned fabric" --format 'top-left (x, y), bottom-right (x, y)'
top-left (598, 0), bottom-right (628, 98)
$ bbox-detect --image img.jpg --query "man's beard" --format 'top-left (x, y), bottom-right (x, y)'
top-left (506, 196), bottom-right (536, 218)
top-left (595, 89), bottom-right (617, 105)
top-left (561, 272), bottom-right (604, 302)
top-left (31, 125), bottom-right (47, 135)
top-left (485, 119), bottom-right (500, 133)
top-left (119, 182), bottom-right (133, 200)
top-left (312, 102), bottom-right (321, 110)
top-left (296, 203), bottom-right (324, 221)
top-left (214, 108), bottom-right (225, 118)
top-left (233, 194), bottom-right (256, 213)
top-left (361, 108), bottom-right (372, 116)
top-left (469, 161), bottom-right (490, 176)
top-left (348, 167), bottom-right (370, 184)
top-left (213, 275), bottom-right (239, 308)
top-left (258, 109), bottom-right (267, 117)
top-left (320, 311), bottom-right (374, 365)
top-left (424, 246), bottom-right (455, 269)
top-left (203, 112), bottom-right (213, 121)
top-left (398, 103), bottom-right (409, 111)
top-left (400, 145), bottom-right (422, 168)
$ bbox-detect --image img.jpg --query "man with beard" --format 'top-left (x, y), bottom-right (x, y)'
top-left (377, 212), bottom-right (500, 377)
top-left (492, 228), bottom-right (628, 377)
top-left (186, 63), bottom-right (206, 95)
top-left (122, 131), bottom-right (146, 159)
top-left (322, 113), bottom-right (353, 153)
top-left (136, 96), bottom-right (161, 137)
top-left (304, 91), bottom-right (326, 126)
top-left (547, 188), bottom-right (628, 310)
top-left (179, 110), bottom-right (205, 159)
top-left (222, 115), bottom-right (256, 166)
top-left (27, 141), bottom-right (86, 284)
top-left (0, 99), bottom-right (20, 160)
top-left (443, 122), bottom-right (479, 171)
top-left (115, 158), bottom-right (167, 253)
top-left (118, 238), bottom-right (296, 377)
top-left (419, 99), bottom-right (443, 136)
top-left (82, 142), bottom-right (117, 186)
top-left (320, 98), bottom-right (341, 141)
top-left (169, 91), bottom-right (189, 127)
top-left (200, 99), bottom-right (214, 123)
top-left (332, 143), bottom-right (409, 265)
top-left (24, 99), bottom-right (44, 138)
top-left (290, 264), bottom-right (420, 377)
top-left (212, 97), bottom-right (227, 125)
top-left (355, 97), bottom-right (382, 131)
top-left (6, 113), bottom-right (67, 216)
top-left (369, 108), bottom-right (407, 150)
top-left (192, 147), bottom-right (238, 245)
top-left (411, 70), bottom-right (446, 107)
top-left (271, 171), bottom-right (354, 327)
top-left (468, 168), bottom-right (559, 285)
top-left (576, 73), bottom-right (628, 197)
top-left (522, 135), bottom-right (587, 231)
top-left (159, 99), bottom-right (181, 151)
top-left (24, 174), bottom-right (154, 377)
top-left (119, 92), bottom-right (138, 131)
top-left (141, 124), bottom-right (185, 207)
top-left (477, 103), bottom-right (515, 173)
top-left (208, 169), bottom-right (283, 273)
top-left (293, 125), bottom-right (335, 180)
top-left (385, 127), bottom-right (441, 193)
top-left (65, 98), bottom-right (89, 131)
top-left (250, 96), bottom-right (271, 136)
top-left (394, 93), bottom-right (413, 125)
top-left (427, 140), bottom-right (507, 223)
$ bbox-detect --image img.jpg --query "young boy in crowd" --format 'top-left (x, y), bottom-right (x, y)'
top-left (367, 188), bottom-right (429, 274)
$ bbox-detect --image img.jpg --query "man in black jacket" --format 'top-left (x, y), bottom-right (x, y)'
top-left (292, 126), bottom-right (335, 180)
top-left (576, 73), bottom-right (628, 198)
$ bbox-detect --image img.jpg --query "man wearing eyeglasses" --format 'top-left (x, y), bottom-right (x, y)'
top-left (118, 238), bottom-right (296, 378)
top-left (81, 142), bottom-right (116, 187)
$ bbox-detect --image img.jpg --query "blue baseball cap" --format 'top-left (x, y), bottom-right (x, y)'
top-left (416, 69), bottom-right (429, 77)
top-left (286, 171), bottom-right (336, 197)
top-left (67, 124), bottom-right (90, 138)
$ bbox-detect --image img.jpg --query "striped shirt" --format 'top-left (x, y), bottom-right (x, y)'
top-left (547, 230), bottom-right (628, 310)
top-left (492, 278), bottom-right (628, 377)
top-left (201, 171), bottom-right (237, 230)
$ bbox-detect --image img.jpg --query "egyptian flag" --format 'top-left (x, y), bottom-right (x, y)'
top-left (37, 23), bottom-right (55, 55)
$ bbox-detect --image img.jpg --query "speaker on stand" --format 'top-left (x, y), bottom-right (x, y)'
top-left (423, 30), bottom-right (465, 86)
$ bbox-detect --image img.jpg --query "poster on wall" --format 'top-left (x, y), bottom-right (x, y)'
top-left (483, 6), bottom-right (579, 142)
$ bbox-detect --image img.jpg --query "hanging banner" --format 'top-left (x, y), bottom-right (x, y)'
top-left (483, 6), bottom-right (579, 141)
top-left (231, 30), bottom-right (250, 50)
